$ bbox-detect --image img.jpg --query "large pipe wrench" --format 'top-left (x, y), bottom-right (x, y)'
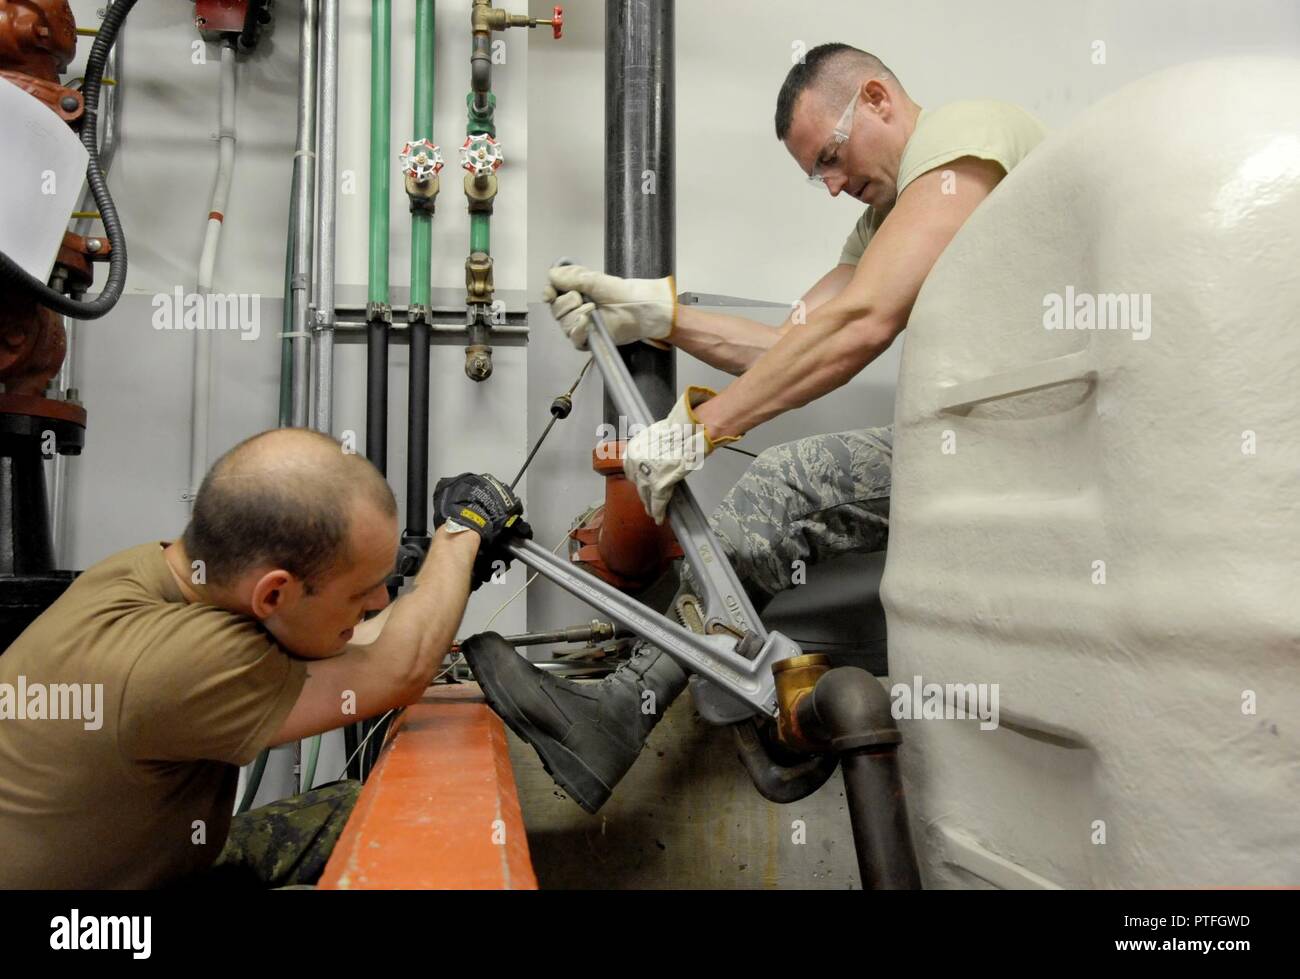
top-left (504, 260), bottom-right (804, 722)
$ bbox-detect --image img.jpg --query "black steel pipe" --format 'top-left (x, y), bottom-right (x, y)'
top-left (604, 0), bottom-right (675, 422)
top-left (732, 718), bottom-right (841, 804)
top-left (366, 318), bottom-right (389, 476)
top-left (471, 32), bottom-right (492, 108)
top-left (795, 667), bottom-right (922, 889)
top-left (404, 317), bottom-right (431, 549)
top-left (0, 436), bottom-right (55, 575)
top-left (839, 748), bottom-right (919, 889)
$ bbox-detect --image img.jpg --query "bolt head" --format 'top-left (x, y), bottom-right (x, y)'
top-left (60, 95), bottom-right (78, 112)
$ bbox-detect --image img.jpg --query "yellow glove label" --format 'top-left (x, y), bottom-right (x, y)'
top-left (458, 508), bottom-right (487, 528)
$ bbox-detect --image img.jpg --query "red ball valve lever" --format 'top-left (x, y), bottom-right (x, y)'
top-left (549, 5), bottom-right (563, 39)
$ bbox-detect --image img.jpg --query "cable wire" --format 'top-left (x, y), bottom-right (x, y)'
top-left (508, 357), bottom-right (593, 490)
top-left (481, 532), bottom-right (570, 633)
top-left (337, 708), bottom-right (395, 781)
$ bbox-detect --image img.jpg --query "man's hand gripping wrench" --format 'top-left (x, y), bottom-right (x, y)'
top-left (504, 259), bottom-right (804, 721)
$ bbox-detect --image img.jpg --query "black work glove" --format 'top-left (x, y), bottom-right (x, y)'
top-left (433, 473), bottom-right (533, 591)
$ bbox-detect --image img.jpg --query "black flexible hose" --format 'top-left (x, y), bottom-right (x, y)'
top-left (0, 0), bottom-right (136, 319)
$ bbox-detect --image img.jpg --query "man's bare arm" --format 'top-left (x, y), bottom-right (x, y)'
top-left (695, 157), bottom-right (1005, 438)
top-left (669, 263), bottom-right (856, 375)
top-left (269, 526), bottom-right (479, 744)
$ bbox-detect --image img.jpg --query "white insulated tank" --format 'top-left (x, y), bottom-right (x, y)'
top-left (881, 57), bottom-right (1300, 888)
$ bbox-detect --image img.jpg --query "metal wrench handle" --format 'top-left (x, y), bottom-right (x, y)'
top-left (554, 258), bottom-right (767, 641)
top-left (505, 538), bottom-right (781, 716)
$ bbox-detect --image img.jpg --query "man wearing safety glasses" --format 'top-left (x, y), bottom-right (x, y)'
top-left (471, 44), bottom-right (1046, 812)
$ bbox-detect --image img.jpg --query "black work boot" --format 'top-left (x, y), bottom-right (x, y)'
top-left (460, 632), bottom-right (689, 813)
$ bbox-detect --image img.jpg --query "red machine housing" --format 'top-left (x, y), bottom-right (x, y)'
top-left (570, 441), bottom-right (683, 593)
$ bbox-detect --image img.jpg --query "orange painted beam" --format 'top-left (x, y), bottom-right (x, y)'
top-left (318, 684), bottom-right (537, 890)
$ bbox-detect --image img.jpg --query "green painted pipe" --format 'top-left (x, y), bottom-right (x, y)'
top-left (470, 212), bottom-right (490, 254)
top-left (410, 0), bottom-right (434, 308)
top-left (367, 0), bottom-right (391, 306)
top-left (466, 89), bottom-right (495, 271)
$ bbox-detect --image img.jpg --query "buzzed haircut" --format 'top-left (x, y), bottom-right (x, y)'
top-left (181, 428), bottom-right (397, 592)
top-left (775, 43), bottom-right (896, 141)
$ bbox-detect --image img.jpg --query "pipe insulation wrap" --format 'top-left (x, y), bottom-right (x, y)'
top-left (189, 42), bottom-right (238, 505)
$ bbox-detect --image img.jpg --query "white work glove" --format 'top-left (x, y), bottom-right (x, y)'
top-left (544, 264), bottom-right (676, 351)
top-left (623, 386), bottom-right (739, 524)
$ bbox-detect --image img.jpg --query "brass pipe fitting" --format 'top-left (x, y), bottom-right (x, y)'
top-left (471, 0), bottom-right (562, 36)
top-left (465, 172), bottom-right (497, 214)
top-left (773, 653), bottom-right (832, 752)
top-left (405, 170), bottom-right (440, 214)
top-left (465, 252), bottom-right (494, 305)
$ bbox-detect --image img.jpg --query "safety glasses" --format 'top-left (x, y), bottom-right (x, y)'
top-left (807, 93), bottom-right (859, 189)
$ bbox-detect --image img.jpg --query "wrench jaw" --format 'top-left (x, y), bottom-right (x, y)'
top-left (668, 495), bottom-right (763, 637)
top-left (689, 630), bottom-right (802, 723)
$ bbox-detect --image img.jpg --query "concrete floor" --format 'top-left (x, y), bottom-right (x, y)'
top-left (506, 689), bottom-right (862, 889)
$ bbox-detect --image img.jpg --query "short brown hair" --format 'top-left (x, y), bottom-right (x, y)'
top-left (181, 428), bottom-right (396, 591)
top-left (775, 44), bottom-right (895, 141)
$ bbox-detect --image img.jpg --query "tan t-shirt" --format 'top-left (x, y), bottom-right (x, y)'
top-left (838, 99), bottom-right (1048, 266)
top-left (0, 542), bottom-right (307, 888)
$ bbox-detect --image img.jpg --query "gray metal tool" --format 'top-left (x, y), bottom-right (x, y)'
top-left (504, 259), bottom-right (805, 720)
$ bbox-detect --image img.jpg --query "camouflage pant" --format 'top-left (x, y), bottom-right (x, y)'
top-left (190, 780), bottom-right (361, 889)
top-left (705, 426), bottom-right (893, 610)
